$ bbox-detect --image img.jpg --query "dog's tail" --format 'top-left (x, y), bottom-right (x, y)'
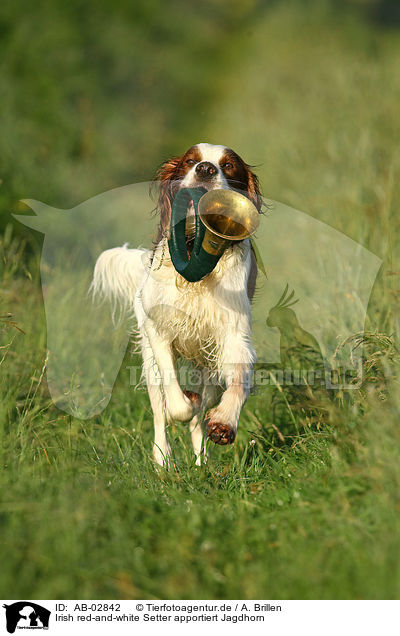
top-left (91, 244), bottom-right (150, 321)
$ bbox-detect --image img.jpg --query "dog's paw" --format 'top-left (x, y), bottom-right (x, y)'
top-left (205, 416), bottom-right (236, 445)
top-left (166, 392), bottom-right (194, 422)
top-left (194, 450), bottom-right (209, 466)
top-left (183, 390), bottom-right (202, 411)
top-left (152, 443), bottom-right (173, 468)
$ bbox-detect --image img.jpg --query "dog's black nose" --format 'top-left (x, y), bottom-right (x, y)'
top-left (195, 161), bottom-right (218, 179)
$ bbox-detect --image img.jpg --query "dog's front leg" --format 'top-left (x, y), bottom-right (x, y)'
top-left (205, 335), bottom-right (255, 445)
top-left (143, 320), bottom-right (195, 423)
top-left (135, 296), bottom-right (196, 423)
top-left (190, 373), bottom-right (220, 465)
top-left (140, 334), bottom-right (171, 467)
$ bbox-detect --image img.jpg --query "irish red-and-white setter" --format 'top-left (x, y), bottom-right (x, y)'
top-left (93, 143), bottom-right (262, 466)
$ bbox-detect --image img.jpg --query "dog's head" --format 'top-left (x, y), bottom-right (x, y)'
top-left (153, 143), bottom-right (262, 243)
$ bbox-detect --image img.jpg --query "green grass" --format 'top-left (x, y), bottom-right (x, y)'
top-left (1, 0), bottom-right (400, 599)
top-left (1, 224), bottom-right (400, 600)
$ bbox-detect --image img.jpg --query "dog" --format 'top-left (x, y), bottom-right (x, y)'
top-left (92, 143), bottom-right (262, 466)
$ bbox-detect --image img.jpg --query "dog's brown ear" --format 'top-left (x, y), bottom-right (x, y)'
top-left (153, 156), bottom-right (181, 243)
top-left (247, 167), bottom-right (263, 212)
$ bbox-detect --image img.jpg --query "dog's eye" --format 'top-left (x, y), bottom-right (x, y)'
top-left (222, 162), bottom-right (233, 169)
top-left (186, 159), bottom-right (196, 166)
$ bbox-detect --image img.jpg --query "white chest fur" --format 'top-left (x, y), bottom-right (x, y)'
top-left (137, 238), bottom-right (253, 367)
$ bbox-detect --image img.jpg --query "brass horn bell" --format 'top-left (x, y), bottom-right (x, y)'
top-left (198, 189), bottom-right (260, 256)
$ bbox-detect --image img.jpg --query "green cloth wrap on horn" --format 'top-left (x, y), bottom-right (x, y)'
top-left (168, 187), bottom-right (221, 282)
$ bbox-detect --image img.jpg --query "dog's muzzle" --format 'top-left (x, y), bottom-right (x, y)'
top-left (195, 161), bottom-right (218, 180)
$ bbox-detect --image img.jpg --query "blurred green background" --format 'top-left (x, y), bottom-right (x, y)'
top-left (1, 0), bottom-right (400, 600)
top-left (1, 0), bottom-right (399, 235)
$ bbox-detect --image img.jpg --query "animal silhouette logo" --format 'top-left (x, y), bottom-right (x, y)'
top-left (13, 184), bottom-right (382, 417)
top-left (266, 284), bottom-right (325, 376)
top-left (3, 602), bottom-right (50, 633)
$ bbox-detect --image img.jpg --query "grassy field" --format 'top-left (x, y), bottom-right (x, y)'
top-left (1, 0), bottom-right (400, 599)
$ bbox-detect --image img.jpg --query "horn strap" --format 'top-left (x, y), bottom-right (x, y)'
top-left (168, 187), bottom-right (220, 282)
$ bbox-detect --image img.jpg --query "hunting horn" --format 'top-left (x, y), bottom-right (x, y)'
top-left (168, 187), bottom-right (260, 282)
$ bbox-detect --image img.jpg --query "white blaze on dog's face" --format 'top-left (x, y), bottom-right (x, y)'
top-left (180, 143), bottom-right (259, 193)
top-left (180, 143), bottom-right (230, 190)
